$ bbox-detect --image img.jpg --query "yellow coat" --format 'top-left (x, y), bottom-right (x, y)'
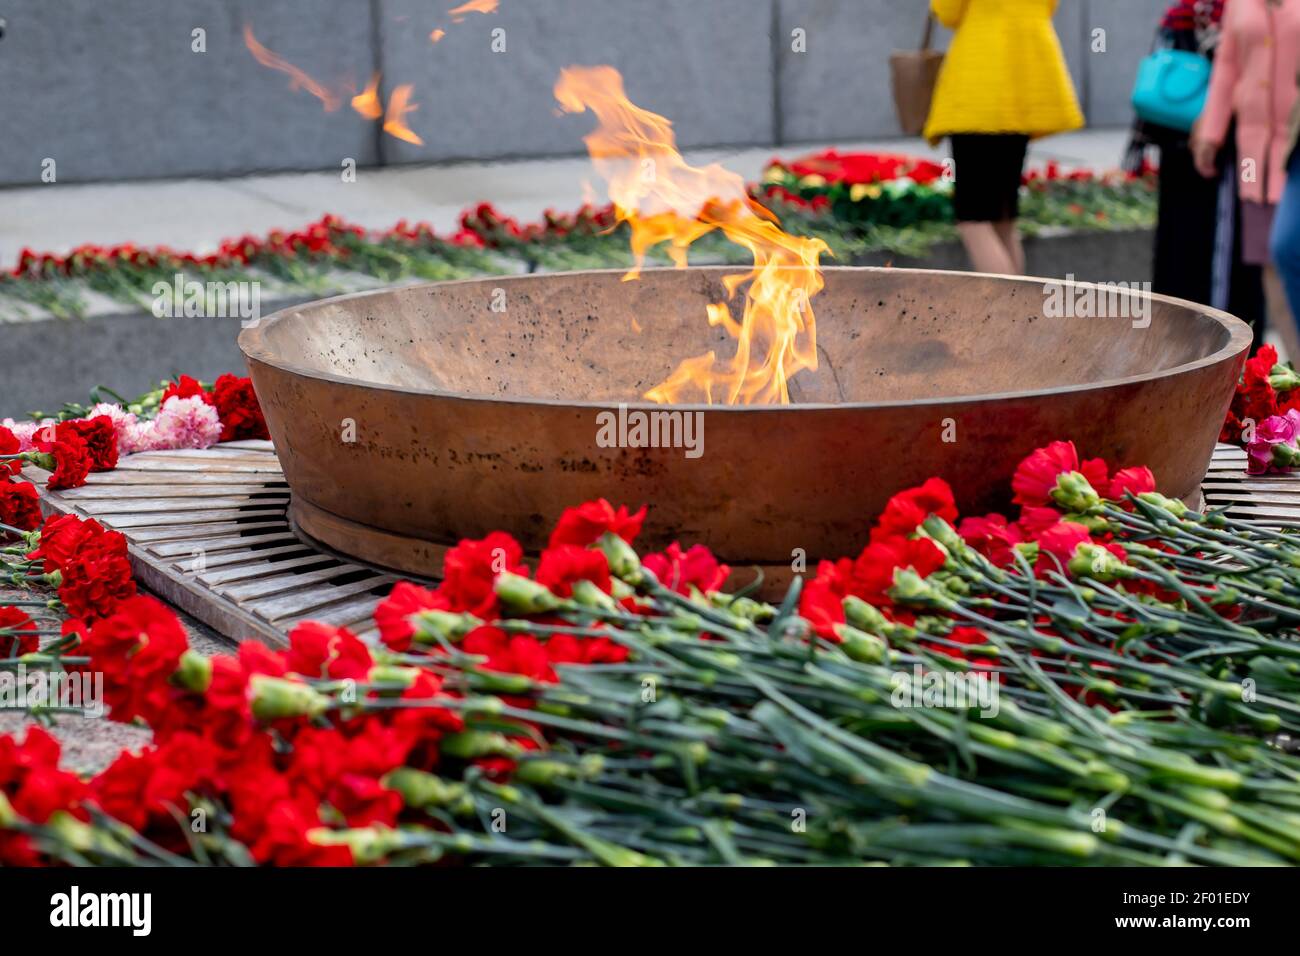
top-left (923, 0), bottom-right (1084, 143)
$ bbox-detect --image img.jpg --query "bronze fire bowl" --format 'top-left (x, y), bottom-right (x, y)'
top-left (239, 266), bottom-right (1251, 581)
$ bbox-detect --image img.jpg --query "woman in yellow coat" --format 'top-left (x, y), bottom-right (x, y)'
top-left (925, 0), bottom-right (1084, 274)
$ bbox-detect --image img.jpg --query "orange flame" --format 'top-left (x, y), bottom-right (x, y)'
top-left (243, 25), bottom-right (341, 111)
top-left (555, 65), bottom-right (828, 406)
top-left (448, 0), bottom-right (498, 21)
top-left (383, 85), bottom-right (424, 145)
top-left (351, 74), bottom-right (384, 119)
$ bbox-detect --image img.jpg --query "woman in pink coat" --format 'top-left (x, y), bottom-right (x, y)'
top-left (1193, 0), bottom-right (1300, 354)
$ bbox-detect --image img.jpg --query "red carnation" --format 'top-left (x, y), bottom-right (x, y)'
top-left (57, 529), bottom-right (136, 622)
top-left (1036, 520), bottom-right (1093, 567)
top-left (0, 426), bottom-right (21, 478)
top-left (1106, 466), bottom-right (1156, 502)
top-left (59, 417), bottom-right (118, 472)
top-left (957, 513), bottom-right (1024, 567)
top-left (92, 732), bottom-right (219, 835)
top-left (375, 581), bottom-right (449, 651)
top-left (536, 544), bottom-right (612, 597)
top-left (77, 595), bottom-right (188, 724)
top-left (799, 559), bottom-right (852, 640)
top-left (0, 606), bottom-right (38, 656)
top-left (32, 432), bottom-right (91, 491)
top-left (1011, 440), bottom-right (1108, 508)
top-left (437, 531), bottom-right (528, 619)
top-left (873, 477), bottom-right (959, 541)
top-left (212, 373), bottom-right (269, 442)
top-left (642, 541), bottom-right (730, 595)
top-left (462, 626), bottom-right (556, 682)
top-left (548, 499), bottom-right (646, 548)
top-left (849, 536), bottom-right (947, 606)
top-left (161, 374), bottom-right (213, 405)
top-left (0, 481), bottom-right (42, 537)
top-left (28, 514), bottom-right (107, 574)
top-left (286, 621), bottom-right (373, 680)
top-left (543, 630), bottom-right (629, 665)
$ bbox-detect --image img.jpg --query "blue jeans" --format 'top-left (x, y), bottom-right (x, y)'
top-left (1270, 150), bottom-right (1300, 322)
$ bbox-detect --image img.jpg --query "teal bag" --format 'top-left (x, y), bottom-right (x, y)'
top-left (1131, 48), bottom-right (1212, 132)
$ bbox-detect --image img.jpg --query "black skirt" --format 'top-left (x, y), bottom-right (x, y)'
top-left (950, 134), bottom-right (1029, 222)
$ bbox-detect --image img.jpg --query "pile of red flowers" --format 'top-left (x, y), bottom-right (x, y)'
top-left (801, 440), bottom-right (1159, 652)
top-left (0, 497), bottom-right (731, 866)
top-left (457, 202), bottom-right (619, 249)
top-left (0, 430), bottom-right (1292, 865)
top-left (770, 150), bottom-right (947, 188)
top-left (11, 217), bottom-right (486, 282)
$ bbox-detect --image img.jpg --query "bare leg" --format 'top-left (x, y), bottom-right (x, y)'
top-left (993, 219), bottom-right (1026, 275)
top-left (957, 221), bottom-right (1017, 274)
top-left (1264, 265), bottom-right (1300, 363)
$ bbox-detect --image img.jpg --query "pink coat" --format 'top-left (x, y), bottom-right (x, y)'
top-left (1201, 0), bottom-right (1300, 205)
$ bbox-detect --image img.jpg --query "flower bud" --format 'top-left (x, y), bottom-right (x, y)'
top-left (570, 578), bottom-right (617, 611)
top-left (843, 595), bottom-right (890, 634)
top-left (366, 664), bottom-right (419, 689)
top-left (469, 669), bottom-right (535, 694)
top-left (1270, 364), bottom-right (1300, 392)
top-left (888, 568), bottom-right (956, 610)
top-left (711, 593), bottom-right (775, 623)
top-left (383, 768), bottom-right (469, 809)
top-left (171, 649), bottom-right (212, 693)
top-left (596, 531), bottom-right (643, 585)
top-left (919, 515), bottom-right (964, 554)
top-left (833, 624), bottom-right (887, 664)
top-left (307, 826), bottom-right (403, 865)
top-left (494, 572), bottom-right (563, 614)
top-left (1136, 491), bottom-right (1188, 519)
top-left (514, 757), bottom-right (604, 787)
top-left (248, 674), bottom-right (330, 720)
top-left (48, 811), bottom-right (129, 858)
top-left (1051, 471), bottom-right (1102, 513)
top-left (439, 730), bottom-right (522, 759)
top-left (410, 609), bottom-right (482, 645)
top-left (1068, 543), bottom-right (1132, 582)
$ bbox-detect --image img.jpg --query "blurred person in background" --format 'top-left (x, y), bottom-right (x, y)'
top-left (1269, 64), bottom-right (1300, 334)
top-left (924, 0), bottom-right (1083, 274)
top-left (1193, 0), bottom-right (1300, 357)
top-left (1126, 0), bottom-right (1266, 346)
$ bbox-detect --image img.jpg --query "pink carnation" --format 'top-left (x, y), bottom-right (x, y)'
top-left (138, 396), bottom-right (222, 451)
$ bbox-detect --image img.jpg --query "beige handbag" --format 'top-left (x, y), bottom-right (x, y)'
top-left (889, 14), bottom-right (945, 136)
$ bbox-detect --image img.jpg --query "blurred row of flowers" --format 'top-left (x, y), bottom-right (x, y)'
top-left (0, 152), bottom-right (1158, 321)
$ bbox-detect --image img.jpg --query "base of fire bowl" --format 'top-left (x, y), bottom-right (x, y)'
top-left (289, 486), bottom-right (1210, 599)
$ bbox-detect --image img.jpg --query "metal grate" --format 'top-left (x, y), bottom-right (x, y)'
top-left (1202, 443), bottom-right (1300, 522)
top-left (27, 440), bottom-right (400, 647)
top-left (24, 442), bottom-right (1298, 647)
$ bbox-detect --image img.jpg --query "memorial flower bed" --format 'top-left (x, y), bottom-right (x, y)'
top-left (2, 432), bottom-right (1299, 866)
top-left (757, 150), bottom-right (1159, 253)
top-left (0, 153), bottom-right (1159, 321)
